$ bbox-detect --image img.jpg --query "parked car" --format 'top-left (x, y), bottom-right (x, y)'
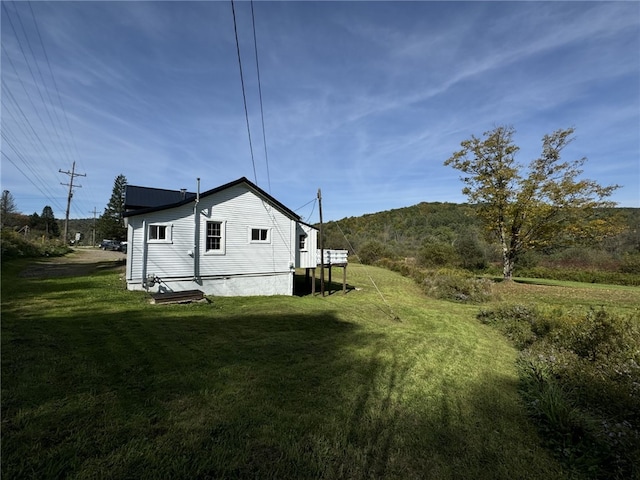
top-left (100, 240), bottom-right (123, 251)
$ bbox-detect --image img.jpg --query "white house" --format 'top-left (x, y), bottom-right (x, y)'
top-left (123, 177), bottom-right (318, 297)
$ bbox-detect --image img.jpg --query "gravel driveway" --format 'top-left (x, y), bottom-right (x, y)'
top-left (19, 247), bottom-right (126, 278)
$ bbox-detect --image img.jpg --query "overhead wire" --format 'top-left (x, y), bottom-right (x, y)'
top-left (27, 1), bottom-right (95, 214)
top-left (230, 0), bottom-right (258, 186)
top-left (0, 38), bottom-right (67, 166)
top-left (26, 2), bottom-right (93, 217)
top-left (250, 0), bottom-right (271, 193)
top-left (10, 2), bottom-right (72, 163)
top-left (2, 2), bottom-right (91, 219)
top-left (1, 128), bottom-right (63, 208)
top-left (1, 150), bottom-right (66, 213)
top-left (294, 197), bottom-right (317, 223)
top-left (333, 220), bottom-right (401, 321)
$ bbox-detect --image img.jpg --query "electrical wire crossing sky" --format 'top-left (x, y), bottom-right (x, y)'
top-left (1, 1), bottom-right (638, 222)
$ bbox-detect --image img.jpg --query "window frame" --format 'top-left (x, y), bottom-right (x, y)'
top-left (249, 227), bottom-right (271, 244)
top-left (147, 223), bottom-right (172, 244)
top-left (204, 220), bottom-right (226, 255)
top-left (298, 233), bottom-right (307, 251)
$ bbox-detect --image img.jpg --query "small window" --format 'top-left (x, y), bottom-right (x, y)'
top-left (206, 221), bottom-right (224, 252)
top-left (148, 224), bottom-right (171, 243)
top-left (250, 228), bottom-right (270, 243)
top-left (299, 234), bottom-right (307, 250)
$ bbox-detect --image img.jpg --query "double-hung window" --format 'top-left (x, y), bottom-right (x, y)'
top-left (206, 221), bottom-right (225, 254)
top-left (299, 234), bottom-right (307, 251)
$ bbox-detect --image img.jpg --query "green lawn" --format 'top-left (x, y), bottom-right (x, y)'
top-left (2, 261), bottom-right (567, 479)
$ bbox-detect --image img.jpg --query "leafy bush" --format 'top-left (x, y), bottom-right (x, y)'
top-left (357, 240), bottom-right (394, 265)
top-left (455, 232), bottom-right (488, 270)
top-left (1, 229), bottom-right (70, 262)
top-left (620, 253), bottom-right (640, 274)
top-left (477, 304), bottom-right (556, 349)
top-left (422, 268), bottom-right (494, 303)
top-left (481, 305), bottom-right (640, 478)
top-left (417, 242), bottom-right (459, 268)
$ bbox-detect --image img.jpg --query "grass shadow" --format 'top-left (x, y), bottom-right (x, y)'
top-left (2, 266), bottom-right (566, 479)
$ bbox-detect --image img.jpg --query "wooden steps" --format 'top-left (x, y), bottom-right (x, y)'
top-left (150, 289), bottom-right (205, 304)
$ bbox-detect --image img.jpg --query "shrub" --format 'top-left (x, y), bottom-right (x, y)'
top-left (357, 240), bottom-right (394, 265)
top-left (519, 342), bottom-right (640, 478)
top-left (620, 253), bottom-right (640, 274)
top-left (1, 229), bottom-right (70, 262)
top-left (477, 304), bottom-right (556, 349)
top-left (455, 233), bottom-right (488, 270)
top-left (482, 305), bottom-right (640, 478)
top-left (422, 268), bottom-right (493, 303)
top-left (417, 242), bottom-right (459, 268)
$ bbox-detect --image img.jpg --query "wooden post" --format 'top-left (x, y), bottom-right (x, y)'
top-left (318, 188), bottom-right (324, 297)
top-left (343, 265), bottom-right (347, 294)
top-left (311, 268), bottom-right (316, 295)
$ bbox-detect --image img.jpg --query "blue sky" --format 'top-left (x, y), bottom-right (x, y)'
top-left (2, 1), bottom-right (639, 223)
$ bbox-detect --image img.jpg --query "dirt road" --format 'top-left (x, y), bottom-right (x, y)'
top-left (18, 247), bottom-right (126, 278)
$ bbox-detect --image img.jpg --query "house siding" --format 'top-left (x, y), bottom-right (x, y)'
top-left (126, 183), bottom-right (301, 296)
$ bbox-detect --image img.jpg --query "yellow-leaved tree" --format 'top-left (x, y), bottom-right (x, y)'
top-left (444, 126), bottom-right (620, 280)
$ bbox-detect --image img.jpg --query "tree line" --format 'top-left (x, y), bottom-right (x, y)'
top-left (2, 126), bottom-right (638, 276)
top-left (323, 126), bottom-right (638, 280)
top-left (1, 174), bottom-right (128, 249)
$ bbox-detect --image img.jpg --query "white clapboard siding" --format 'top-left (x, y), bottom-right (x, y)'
top-left (125, 181), bottom-right (311, 296)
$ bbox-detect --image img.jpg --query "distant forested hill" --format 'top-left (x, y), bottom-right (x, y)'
top-left (323, 202), bottom-right (480, 256)
top-left (321, 204), bottom-right (639, 272)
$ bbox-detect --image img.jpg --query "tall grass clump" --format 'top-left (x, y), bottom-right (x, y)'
top-left (375, 259), bottom-right (494, 303)
top-left (480, 305), bottom-right (640, 478)
top-left (422, 268), bottom-right (493, 303)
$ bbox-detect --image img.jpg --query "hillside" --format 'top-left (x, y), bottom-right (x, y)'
top-left (322, 203), bottom-right (640, 274)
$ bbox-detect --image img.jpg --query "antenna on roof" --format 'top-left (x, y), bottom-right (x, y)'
top-left (196, 178), bottom-right (200, 203)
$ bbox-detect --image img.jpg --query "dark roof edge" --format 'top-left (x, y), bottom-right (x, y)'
top-left (123, 177), bottom-right (301, 221)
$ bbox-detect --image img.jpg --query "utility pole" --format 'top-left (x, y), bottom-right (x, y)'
top-left (89, 207), bottom-right (98, 247)
top-left (59, 161), bottom-right (86, 244)
top-left (317, 188), bottom-right (324, 297)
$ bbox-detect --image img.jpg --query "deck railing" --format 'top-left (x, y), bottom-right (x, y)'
top-left (317, 249), bottom-right (348, 266)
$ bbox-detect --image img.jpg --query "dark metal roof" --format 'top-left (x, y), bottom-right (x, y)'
top-left (123, 177), bottom-right (301, 221)
top-left (124, 185), bottom-right (196, 211)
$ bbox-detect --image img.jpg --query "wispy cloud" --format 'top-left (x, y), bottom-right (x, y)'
top-left (1, 1), bottom-right (638, 221)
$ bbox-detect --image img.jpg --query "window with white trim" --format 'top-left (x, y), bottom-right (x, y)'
top-left (148, 224), bottom-right (171, 243)
top-left (250, 228), bottom-right (270, 243)
top-left (206, 221), bottom-right (224, 253)
top-left (299, 234), bottom-right (307, 251)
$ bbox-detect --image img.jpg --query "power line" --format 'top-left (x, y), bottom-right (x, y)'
top-left (250, 0), bottom-right (271, 193)
top-left (1, 131), bottom-right (64, 211)
top-left (59, 161), bottom-right (86, 242)
top-left (11, 2), bottom-right (73, 164)
top-left (1, 151), bottom-right (65, 213)
top-left (1, 3), bottom-right (69, 165)
top-left (333, 219), bottom-right (400, 321)
top-left (28, 3), bottom-right (88, 197)
top-left (230, 0), bottom-right (258, 186)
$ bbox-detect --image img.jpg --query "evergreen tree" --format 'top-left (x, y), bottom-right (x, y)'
top-left (41, 206), bottom-right (60, 238)
top-left (97, 174), bottom-right (127, 241)
top-left (1, 190), bottom-right (18, 228)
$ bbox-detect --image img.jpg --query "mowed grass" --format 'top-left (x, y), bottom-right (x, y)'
top-left (493, 276), bottom-right (640, 315)
top-left (2, 261), bottom-right (567, 479)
